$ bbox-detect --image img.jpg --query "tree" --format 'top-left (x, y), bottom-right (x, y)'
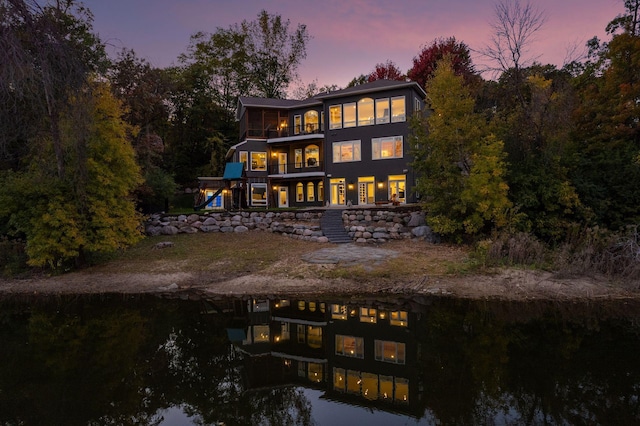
top-left (570, 0), bottom-right (640, 229)
top-left (0, 0), bottom-right (106, 177)
top-left (480, 0), bottom-right (546, 105)
top-left (367, 60), bottom-right (405, 82)
top-left (238, 10), bottom-right (310, 98)
top-left (407, 37), bottom-right (476, 89)
top-left (0, 82), bottom-right (142, 268)
top-left (411, 57), bottom-right (511, 237)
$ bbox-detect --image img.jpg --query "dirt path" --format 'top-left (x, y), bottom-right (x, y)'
top-left (1, 242), bottom-right (638, 301)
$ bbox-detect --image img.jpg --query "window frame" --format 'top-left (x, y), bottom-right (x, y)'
top-left (250, 151), bottom-right (267, 171)
top-left (372, 136), bottom-right (403, 160)
top-left (332, 140), bottom-right (361, 163)
top-left (250, 183), bottom-right (267, 206)
top-left (239, 151), bottom-right (248, 171)
top-left (391, 96), bottom-right (406, 123)
top-left (375, 340), bottom-right (406, 364)
top-left (329, 104), bottom-right (342, 130)
top-left (357, 97), bottom-right (375, 126)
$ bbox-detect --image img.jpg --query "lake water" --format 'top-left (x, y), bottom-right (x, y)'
top-left (1, 293), bottom-right (639, 425)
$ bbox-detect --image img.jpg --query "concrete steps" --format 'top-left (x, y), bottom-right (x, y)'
top-left (320, 209), bottom-right (352, 244)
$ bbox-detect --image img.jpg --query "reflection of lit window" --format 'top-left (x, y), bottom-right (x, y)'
top-left (320, 302), bottom-right (326, 313)
top-left (380, 375), bottom-right (393, 400)
top-left (336, 335), bottom-right (364, 358)
top-left (361, 372), bottom-right (378, 400)
top-left (395, 377), bottom-right (409, 403)
top-left (331, 304), bottom-right (347, 320)
top-left (308, 362), bottom-right (323, 382)
top-left (298, 300), bottom-right (306, 310)
top-left (273, 299), bottom-right (290, 309)
top-left (375, 340), bottom-right (405, 364)
top-left (333, 367), bottom-right (346, 392)
top-left (252, 325), bottom-right (270, 343)
top-left (360, 307), bottom-right (377, 323)
top-left (390, 311), bottom-right (408, 327)
top-left (347, 370), bottom-right (361, 394)
top-left (307, 326), bottom-right (322, 349)
top-left (280, 322), bottom-right (290, 341)
top-left (250, 151), bottom-right (266, 170)
top-left (309, 301), bottom-right (316, 312)
top-left (297, 324), bottom-right (306, 343)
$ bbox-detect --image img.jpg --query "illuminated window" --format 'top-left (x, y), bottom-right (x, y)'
top-left (307, 182), bottom-right (315, 202)
top-left (395, 377), bottom-right (409, 403)
top-left (329, 105), bottom-right (342, 129)
top-left (376, 98), bottom-right (390, 124)
top-left (380, 375), bottom-right (393, 400)
top-left (335, 335), bottom-right (364, 358)
top-left (331, 304), bottom-right (347, 320)
top-left (239, 151), bottom-right (248, 170)
top-left (391, 96), bottom-right (406, 122)
top-left (358, 97), bottom-right (374, 126)
top-left (361, 372), bottom-right (378, 400)
top-left (390, 310), bottom-right (408, 327)
top-left (359, 307), bottom-right (377, 323)
top-left (308, 362), bottom-right (323, 383)
top-left (296, 182), bottom-right (304, 202)
top-left (273, 299), bottom-right (290, 309)
top-left (308, 301), bottom-right (316, 312)
top-left (332, 140), bottom-right (361, 163)
top-left (297, 324), bottom-right (306, 343)
top-left (305, 144), bottom-right (319, 167)
top-left (375, 340), bottom-right (405, 364)
top-left (333, 368), bottom-right (346, 392)
top-left (294, 115), bottom-right (302, 135)
top-left (343, 102), bottom-right (356, 128)
top-left (304, 110), bottom-right (319, 133)
top-left (297, 300), bottom-right (306, 310)
top-left (372, 136), bottom-right (403, 160)
top-left (294, 148), bottom-right (303, 168)
top-left (318, 181), bottom-right (324, 202)
top-left (252, 325), bottom-right (270, 343)
top-left (250, 151), bottom-right (266, 171)
top-left (320, 302), bottom-right (326, 313)
top-left (250, 183), bottom-right (267, 206)
top-left (280, 322), bottom-right (290, 341)
top-left (347, 370), bottom-right (361, 394)
top-left (307, 326), bottom-right (322, 349)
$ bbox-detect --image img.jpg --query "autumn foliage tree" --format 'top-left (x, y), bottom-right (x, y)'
top-left (367, 60), bottom-right (405, 82)
top-left (407, 37), bottom-right (476, 89)
top-left (412, 57), bottom-right (511, 238)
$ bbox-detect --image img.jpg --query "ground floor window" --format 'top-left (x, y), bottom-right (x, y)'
top-left (296, 182), bottom-right (304, 202)
top-left (307, 182), bottom-right (315, 201)
top-left (336, 334), bottom-right (364, 358)
top-left (388, 174), bottom-right (406, 204)
top-left (250, 183), bottom-right (267, 206)
top-left (374, 340), bottom-right (406, 364)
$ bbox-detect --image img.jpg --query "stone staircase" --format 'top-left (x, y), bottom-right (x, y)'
top-left (320, 209), bottom-right (352, 243)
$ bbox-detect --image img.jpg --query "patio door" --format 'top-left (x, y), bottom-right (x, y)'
top-left (278, 186), bottom-right (289, 208)
top-left (329, 178), bottom-right (345, 205)
top-left (278, 153), bottom-right (287, 174)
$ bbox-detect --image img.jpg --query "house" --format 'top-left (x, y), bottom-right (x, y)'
top-left (226, 79), bottom-right (426, 209)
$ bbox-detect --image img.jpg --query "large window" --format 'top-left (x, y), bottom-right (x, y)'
top-left (250, 151), bottom-right (267, 171)
top-left (358, 97), bottom-right (374, 126)
top-left (372, 136), bottom-right (403, 159)
top-left (391, 96), bottom-right (406, 122)
top-left (296, 182), bottom-right (304, 202)
top-left (329, 105), bottom-right (342, 129)
top-left (336, 335), bottom-right (364, 358)
top-left (375, 340), bottom-right (406, 364)
top-left (304, 110), bottom-right (319, 133)
top-left (343, 102), bottom-right (356, 128)
top-left (332, 140), bottom-right (361, 163)
top-left (376, 98), bottom-right (390, 124)
top-left (307, 182), bottom-right (315, 202)
top-left (250, 183), bottom-right (267, 206)
top-left (305, 144), bottom-right (319, 167)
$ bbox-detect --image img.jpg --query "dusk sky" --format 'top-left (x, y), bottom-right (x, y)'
top-left (83, 0), bottom-right (624, 90)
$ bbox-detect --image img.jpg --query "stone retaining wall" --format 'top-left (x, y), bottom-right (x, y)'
top-left (145, 207), bottom-right (438, 243)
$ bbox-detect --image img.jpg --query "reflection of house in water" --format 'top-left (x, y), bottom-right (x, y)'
top-left (228, 297), bottom-right (425, 417)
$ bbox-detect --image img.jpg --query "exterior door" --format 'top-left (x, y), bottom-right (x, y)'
top-left (278, 153), bottom-right (287, 174)
top-left (388, 175), bottom-right (406, 204)
top-left (330, 178), bottom-right (345, 205)
top-left (278, 186), bottom-right (289, 208)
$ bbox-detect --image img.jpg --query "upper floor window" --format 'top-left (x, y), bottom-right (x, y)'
top-left (343, 102), bottom-right (356, 128)
top-left (239, 151), bottom-right (248, 171)
top-left (329, 105), bottom-right (342, 129)
top-left (358, 98), bottom-right (374, 126)
top-left (391, 96), bottom-right (406, 122)
top-left (375, 340), bottom-right (406, 364)
top-left (336, 335), bottom-right (364, 358)
top-left (294, 115), bottom-right (302, 135)
top-left (332, 140), bottom-right (361, 163)
top-left (304, 110), bottom-right (319, 133)
top-left (372, 136), bottom-right (403, 160)
top-left (305, 144), bottom-right (319, 167)
top-left (250, 151), bottom-right (267, 170)
top-left (376, 98), bottom-right (390, 124)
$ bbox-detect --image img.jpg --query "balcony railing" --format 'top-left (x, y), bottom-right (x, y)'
top-left (268, 159), bottom-right (324, 175)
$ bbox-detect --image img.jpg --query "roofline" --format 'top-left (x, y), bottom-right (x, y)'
top-left (315, 80), bottom-right (426, 100)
